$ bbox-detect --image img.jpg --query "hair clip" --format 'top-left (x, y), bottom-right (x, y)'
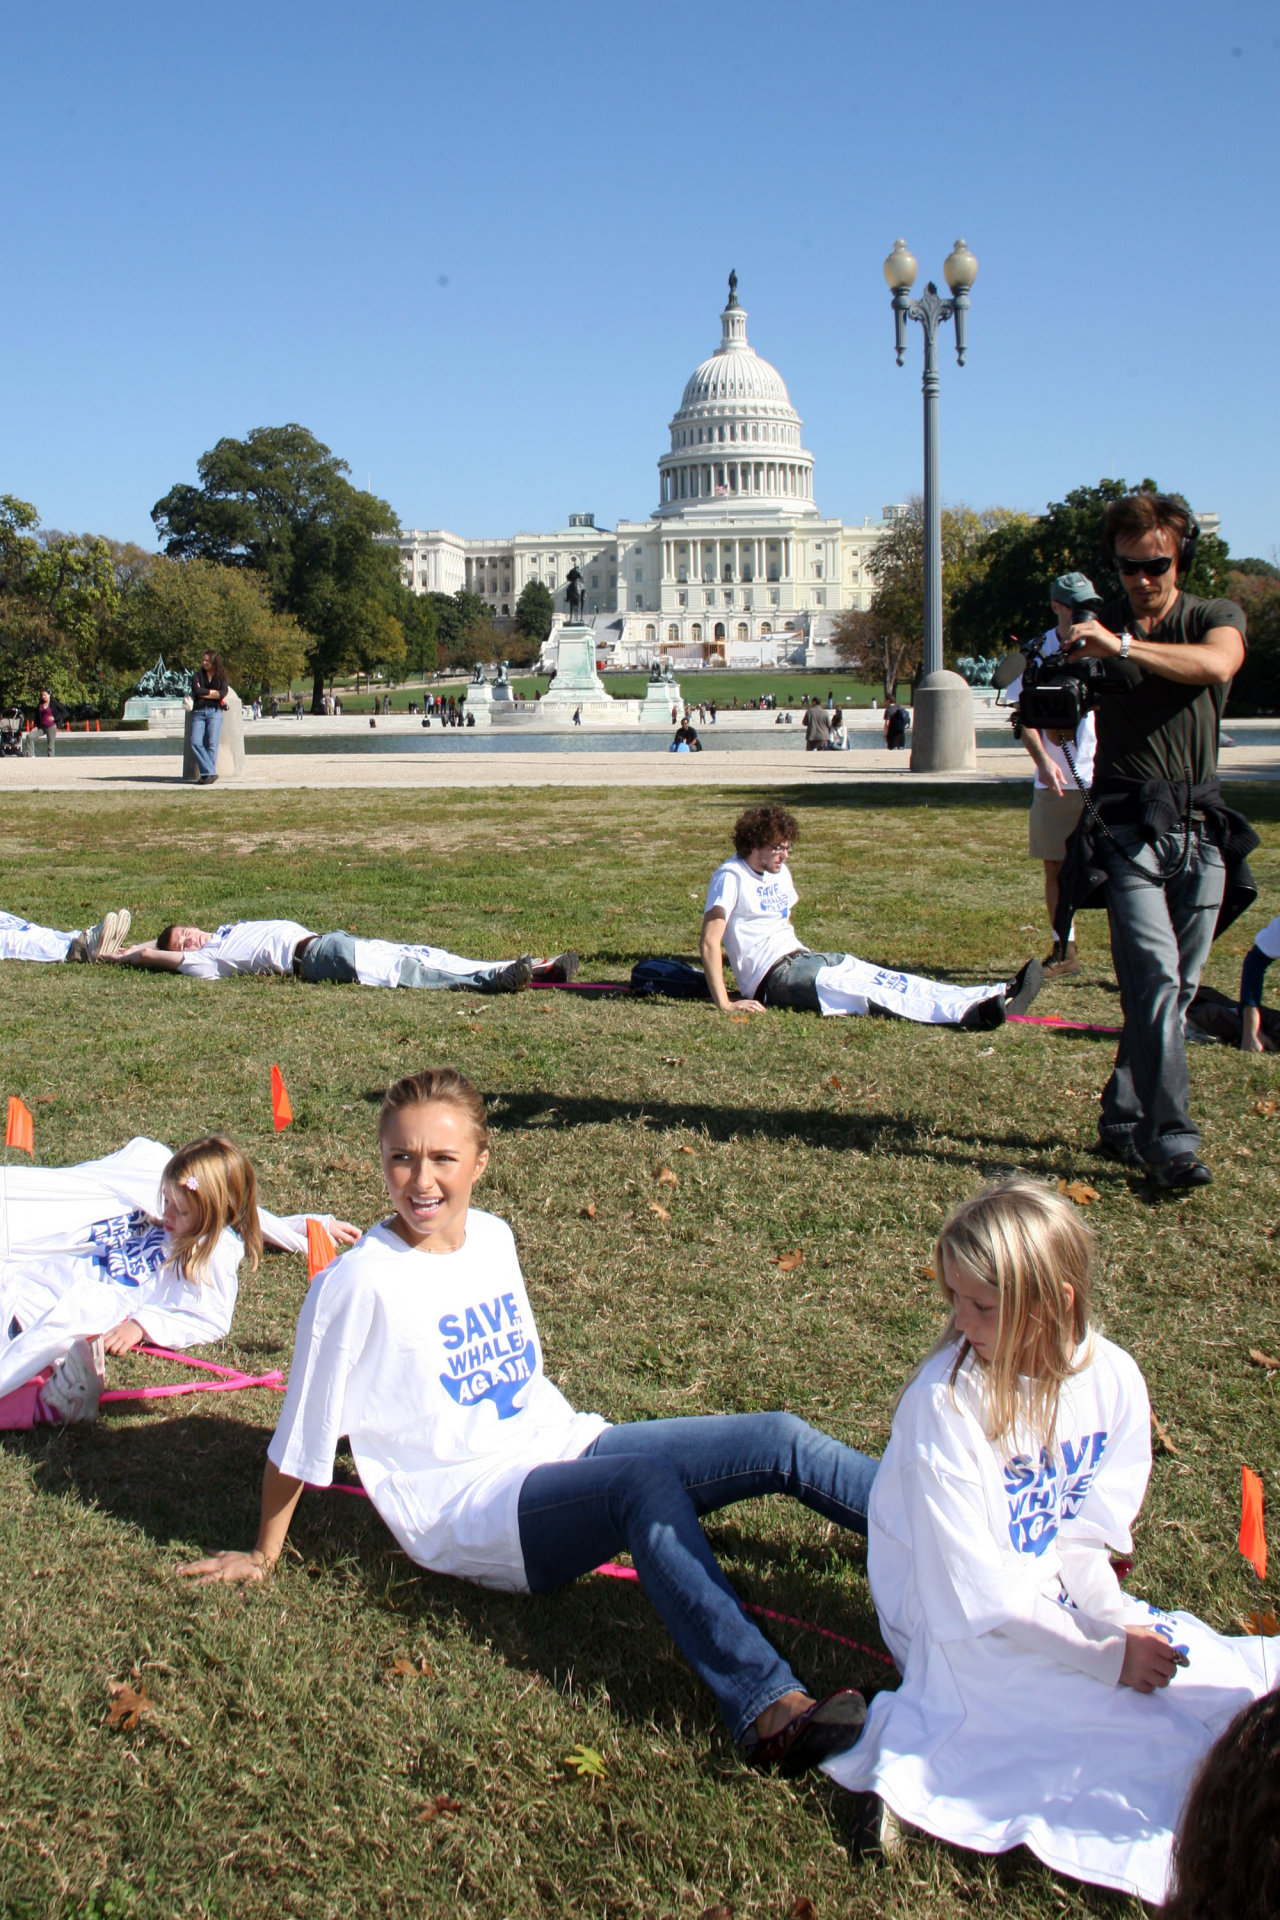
top-left (183, 1175), bottom-right (200, 1192)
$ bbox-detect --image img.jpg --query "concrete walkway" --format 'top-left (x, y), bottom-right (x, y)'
top-left (4, 733), bottom-right (1279, 792)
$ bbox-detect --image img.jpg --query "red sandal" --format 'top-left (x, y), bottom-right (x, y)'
top-left (741, 1687), bottom-right (867, 1776)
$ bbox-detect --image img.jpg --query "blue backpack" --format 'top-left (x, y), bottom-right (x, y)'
top-left (630, 957), bottom-right (711, 1000)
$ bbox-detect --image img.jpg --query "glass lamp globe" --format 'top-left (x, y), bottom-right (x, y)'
top-left (943, 238), bottom-right (978, 293)
top-left (883, 239), bottom-right (917, 292)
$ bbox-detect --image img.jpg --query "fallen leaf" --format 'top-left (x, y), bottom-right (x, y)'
top-left (1252, 1097), bottom-right (1279, 1116)
top-left (1151, 1413), bottom-right (1179, 1456)
top-left (582, 1201), bottom-right (597, 1219)
top-left (563, 1743), bottom-right (607, 1779)
top-left (661, 1056), bottom-right (685, 1067)
top-left (106, 1682), bottom-right (154, 1731)
top-left (790, 1900), bottom-right (818, 1920)
top-left (385, 1655), bottom-right (431, 1678)
top-left (655, 1167), bottom-right (678, 1186)
top-left (1058, 1179), bottom-right (1101, 1205)
top-left (1239, 1609), bottom-right (1280, 1637)
top-left (826, 1074), bottom-right (843, 1091)
top-left (34, 1095), bottom-right (55, 1105)
top-left (418, 1793), bottom-right (462, 1822)
top-left (922, 1261), bottom-right (937, 1281)
top-left (1248, 1347), bottom-right (1280, 1371)
top-left (726, 1012), bottom-right (750, 1023)
top-left (976, 1046), bottom-right (995, 1058)
top-left (648, 1202), bottom-right (670, 1222)
top-left (699, 1907), bottom-right (733, 1920)
top-left (675, 1143), bottom-right (696, 1155)
top-left (770, 1248), bottom-right (803, 1273)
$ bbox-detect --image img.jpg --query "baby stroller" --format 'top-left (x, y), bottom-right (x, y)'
top-left (0, 708), bottom-right (26, 757)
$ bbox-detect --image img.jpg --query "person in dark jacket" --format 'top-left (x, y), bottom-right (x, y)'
top-left (1061, 492), bottom-right (1249, 1191)
top-left (190, 651), bottom-right (229, 784)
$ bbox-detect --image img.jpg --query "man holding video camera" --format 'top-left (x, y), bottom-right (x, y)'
top-left (1059, 491), bottom-right (1250, 1190)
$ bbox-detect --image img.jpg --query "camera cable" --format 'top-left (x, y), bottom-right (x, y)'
top-left (1062, 739), bottom-right (1196, 886)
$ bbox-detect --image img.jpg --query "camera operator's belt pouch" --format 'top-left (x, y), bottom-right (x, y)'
top-left (1054, 776), bottom-right (1258, 954)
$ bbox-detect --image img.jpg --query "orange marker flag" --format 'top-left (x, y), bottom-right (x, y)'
top-left (5, 1097), bottom-right (34, 1155)
top-left (1240, 1466), bottom-right (1267, 1582)
top-left (306, 1216), bottom-right (337, 1283)
top-left (270, 1065), bottom-right (293, 1132)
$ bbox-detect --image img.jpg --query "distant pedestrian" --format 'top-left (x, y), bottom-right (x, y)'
top-left (35, 690), bottom-right (57, 757)
top-left (803, 703), bottom-right (830, 752)
top-left (884, 699), bottom-right (908, 750)
top-left (190, 651), bottom-right (229, 784)
top-left (573, 706), bottom-right (582, 727)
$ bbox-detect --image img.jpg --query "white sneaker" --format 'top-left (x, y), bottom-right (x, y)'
top-left (39, 1337), bottom-right (106, 1423)
top-left (81, 919), bottom-right (109, 961)
top-left (96, 908), bottom-right (132, 959)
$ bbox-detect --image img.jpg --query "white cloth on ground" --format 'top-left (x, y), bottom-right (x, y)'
top-left (350, 939), bottom-right (502, 990)
top-left (813, 956), bottom-right (1007, 1024)
top-left (176, 920), bottom-right (313, 979)
top-left (703, 857), bottom-right (803, 999)
top-left (0, 1137), bottom-right (345, 1393)
top-left (267, 1212), bottom-right (607, 1591)
top-left (824, 1336), bottom-right (1275, 1904)
top-left (1003, 630), bottom-right (1097, 789)
top-left (1252, 913), bottom-right (1280, 961)
top-left (0, 910), bottom-right (75, 963)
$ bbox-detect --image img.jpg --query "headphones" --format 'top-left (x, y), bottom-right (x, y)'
top-left (1103, 492), bottom-right (1200, 575)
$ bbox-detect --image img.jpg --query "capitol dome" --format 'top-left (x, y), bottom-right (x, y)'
top-left (656, 273), bottom-right (817, 520)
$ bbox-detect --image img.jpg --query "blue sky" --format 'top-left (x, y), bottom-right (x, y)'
top-left (3, 0), bottom-right (1277, 559)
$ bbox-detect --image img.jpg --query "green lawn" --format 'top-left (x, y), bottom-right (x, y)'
top-left (1, 785), bottom-right (1277, 1920)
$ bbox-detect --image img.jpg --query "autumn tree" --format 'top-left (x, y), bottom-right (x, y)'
top-left (865, 497), bottom-right (1026, 674)
top-left (115, 555), bottom-right (306, 693)
top-left (0, 495), bottom-right (121, 709)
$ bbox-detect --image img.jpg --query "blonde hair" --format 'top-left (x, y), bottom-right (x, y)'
top-left (378, 1066), bottom-right (489, 1152)
top-left (928, 1178), bottom-right (1094, 1451)
top-left (161, 1136), bottom-right (262, 1285)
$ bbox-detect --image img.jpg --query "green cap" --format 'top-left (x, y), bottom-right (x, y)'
top-left (1050, 571), bottom-right (1100, 607)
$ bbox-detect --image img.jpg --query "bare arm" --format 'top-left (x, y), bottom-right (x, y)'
top-left (1020, 726), bottom-right (1069, 795)
top-left (700, 909), bottom-right (765, 1015)
top-left (109, 943), bottom-right (186, 972)
top-left (1071, 618), bottom-right (1245, 687)
top-left (177, 1460), bottom-right (305, 1584)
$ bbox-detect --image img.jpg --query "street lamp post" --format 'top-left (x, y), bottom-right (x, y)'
top-left (883, 237), bottom-right (979, 772)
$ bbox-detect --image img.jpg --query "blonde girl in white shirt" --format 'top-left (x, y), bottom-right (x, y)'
top-left (181, 1067), bottom-right (883, 1777)
top-left (825, 1177), bottom-right (1275, 1905)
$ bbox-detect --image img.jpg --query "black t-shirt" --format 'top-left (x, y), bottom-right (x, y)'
top-left (1092, 592), bottom-right (1246, 786)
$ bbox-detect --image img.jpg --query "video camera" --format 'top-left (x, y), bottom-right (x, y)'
top-left (996, 605), bottom-right (1124, 734)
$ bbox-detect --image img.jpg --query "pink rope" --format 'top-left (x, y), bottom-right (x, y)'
top-left (589, 1561), bottom-right (898, 1668)
top-left (99, 1343), bottom-right (285, 1405)
top-left (1008, 1012), bottom-right (1122, 1035)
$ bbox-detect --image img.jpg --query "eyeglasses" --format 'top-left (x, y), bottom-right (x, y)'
top-left (1116, 554), bottom-right (1174, 578)
top-left (762, 842), bottom-right (792, 855)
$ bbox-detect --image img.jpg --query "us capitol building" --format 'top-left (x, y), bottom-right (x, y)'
top-left (393, 274), bottom-right (902, 670)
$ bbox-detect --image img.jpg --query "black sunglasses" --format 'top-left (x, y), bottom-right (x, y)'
top-left (1116, 554), bottom-right (1174, 578)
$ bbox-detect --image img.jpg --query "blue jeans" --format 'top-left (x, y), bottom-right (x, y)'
top-left (190, 706), bottom-right (224, 779)
top-left (517, 1412), bottom-right (878, 1742)
top-left (1098, 823), bottom-right (1225, 1165)
top-left (758, 950), bottom-right (847, 1012)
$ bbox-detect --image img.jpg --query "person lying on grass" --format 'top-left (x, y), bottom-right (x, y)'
top-left (111, 919), bottom-right (578, 995)
top-left (0, 905), bottom-right (132, 964)
top-left (0, 1135), bottom-right (359, 1428)
top-left (700, 804), bottom-right (1044, 1024)
top-left (179, 1065), bottom-right (878, 1777)
top-left (824, 1176), bottom-right (1274, 1904)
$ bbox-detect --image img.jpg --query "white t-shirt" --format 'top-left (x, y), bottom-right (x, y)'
top-left (1004, 629), bottom-right (1097, 790)
top-left (1253, 914), bottom-right (1280, 960)
top-left (703, 856), bottom-right (804, 999)
top-left (267, 1211), bottom-right (608, 1591)
top-left (177, 919), bottom-right (313, 979)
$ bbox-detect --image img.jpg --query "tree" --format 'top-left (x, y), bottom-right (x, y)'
top-left (0, 495), bottom-right (121, 709)
top-left (114, 555), bottom-right (306, 693)
top-left (864, 496), bottom-right (1025, 671)
top-left (151, 424), bottom-right (402, 710)
top-left (400, 589), bottom-right (439, 679)
top-left (1226, 569), bottom-right (1280, 713)
top-left (514, 579), bottom-right (554, 647)
top-left (829, 605), bottom-right (915, 702)
top-left (429, 589), bottom-right (497, 669)
top-left (949, 478), bottom-right (1234, 657)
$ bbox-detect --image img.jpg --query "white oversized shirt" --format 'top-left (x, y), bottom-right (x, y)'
top-left (1253, 914), bottom-right (1280, 960)
top-left (268, 1212), bottom-right (608, 1590)
top-left (1004, 629), bottom-right (1097, 789)
top-left (177, 919), bottom-right (313, 980)
top-left (703, 856), bottom-right (804, 999)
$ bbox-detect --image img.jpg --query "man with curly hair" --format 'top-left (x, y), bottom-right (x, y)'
top-left (700, 805), bottom-right (1041, 1027)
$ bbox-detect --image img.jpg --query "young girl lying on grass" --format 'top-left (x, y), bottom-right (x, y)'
top-left (180, 1066), bottom-right (879, 1776)
top-left (824, 1177), bottom-right (1275, 1904)
top-left (0, 1136), bottom-right (358, 1425)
